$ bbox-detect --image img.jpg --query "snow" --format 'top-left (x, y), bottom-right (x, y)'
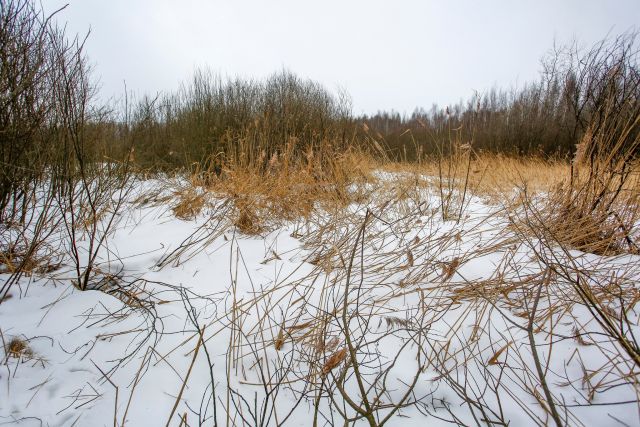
top-left (1, 175), bottom-right (639, 426)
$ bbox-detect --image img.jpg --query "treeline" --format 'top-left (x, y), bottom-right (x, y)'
top-left (115, 32), bottom-right (640, 168)
top-left (359, 34), bottom-right (640, 160)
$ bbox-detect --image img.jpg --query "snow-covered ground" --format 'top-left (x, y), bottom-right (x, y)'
top-left (1, 176), bottom-right (639, 426)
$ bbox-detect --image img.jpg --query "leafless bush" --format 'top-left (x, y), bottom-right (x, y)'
top-left (0, 0), bottom-right (133, 298)
top-left (117, 69), bottom-right (355, 173)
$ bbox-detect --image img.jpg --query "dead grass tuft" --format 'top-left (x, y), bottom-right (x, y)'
top-left (233, 198), bottom-right (264, 235)
top-left (0, 244), bottom-right (59, 276)
top-left (540, 184), bottom-right (639, 255)
top-left (172, 188), bottom-right (206, 220)
top-left (530, 112), bottom-right (640, 255)
top-left (203, 150), bottom-right (378, 228)
top-left (0, 249), bottom-right (37, 274)
top-left (5, 336), bottom-right (33, 360)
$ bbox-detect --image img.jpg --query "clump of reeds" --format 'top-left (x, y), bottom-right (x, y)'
top-left (189, 147), bottom-right (377, 231)
top-left (172, 187), bottom-right (206, 220)
top-left (542, 60), bottom-right (639, 254)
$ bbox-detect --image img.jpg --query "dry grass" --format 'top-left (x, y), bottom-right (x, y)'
top-left (532, 183), bottom-right (640, 255)
top-left (382, 154), bottom-right (570, 196)
top-left (172, 188), bottom-right (207, 220)
top-left (0, 242), bottom-right (59, 276)
top-left (168, 150), bottom-right (378, 232)
top-left (321, 347), bottom-right (347, 375)
top-left (0, 249), bottom-right (38, 274)
top-left (189, 165), bottom-right (638, 425)
top-left (4, 336), bottom-right (33, 360)
top-left (469, 154), bottom-right (569, 194)
top-left (180, 138), bottom-right (637, 424)
top-left (168, 152), bottom-right (576, 231)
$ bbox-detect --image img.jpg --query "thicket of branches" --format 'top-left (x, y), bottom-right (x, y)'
top-left (0, 0), bottom-right (133, 299)
top-left (107, 70), bottom-right (354, 171)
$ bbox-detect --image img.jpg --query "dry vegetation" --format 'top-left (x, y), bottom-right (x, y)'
top-left (1, 0), bottom-right (640, 426)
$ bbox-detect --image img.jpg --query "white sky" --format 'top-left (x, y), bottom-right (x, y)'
top-left (42, 0), bottom-right (639, 115)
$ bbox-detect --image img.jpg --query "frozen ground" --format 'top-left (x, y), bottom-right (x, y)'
top-left (1, 176), bottom-right (639, 426)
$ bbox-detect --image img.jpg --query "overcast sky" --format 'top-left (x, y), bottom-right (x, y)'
top-left (41, 0), bottom-right (639, 115)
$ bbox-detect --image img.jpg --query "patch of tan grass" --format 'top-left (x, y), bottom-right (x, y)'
top-left (381, 154), bottom-right (570, 196)
top-left (469, 154), bottom-right (569, 194)
top-left (0, 249), bottom-right (37, 274)
top-left (532, 167), bottom-right (640, 255)
top-left (233, 197), bottom-right (264, 235)
top-left (172, 188), bottom-right (206, 220)
top-left (4, 336), bottom-right (33, 360)
top-left (0, 247), bottom-right (59, 276)
top-left (204, 150), bottom-right (378, 233)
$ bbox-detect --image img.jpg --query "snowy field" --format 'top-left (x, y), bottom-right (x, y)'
top-left (1, 174), bottom-right (639, 426)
